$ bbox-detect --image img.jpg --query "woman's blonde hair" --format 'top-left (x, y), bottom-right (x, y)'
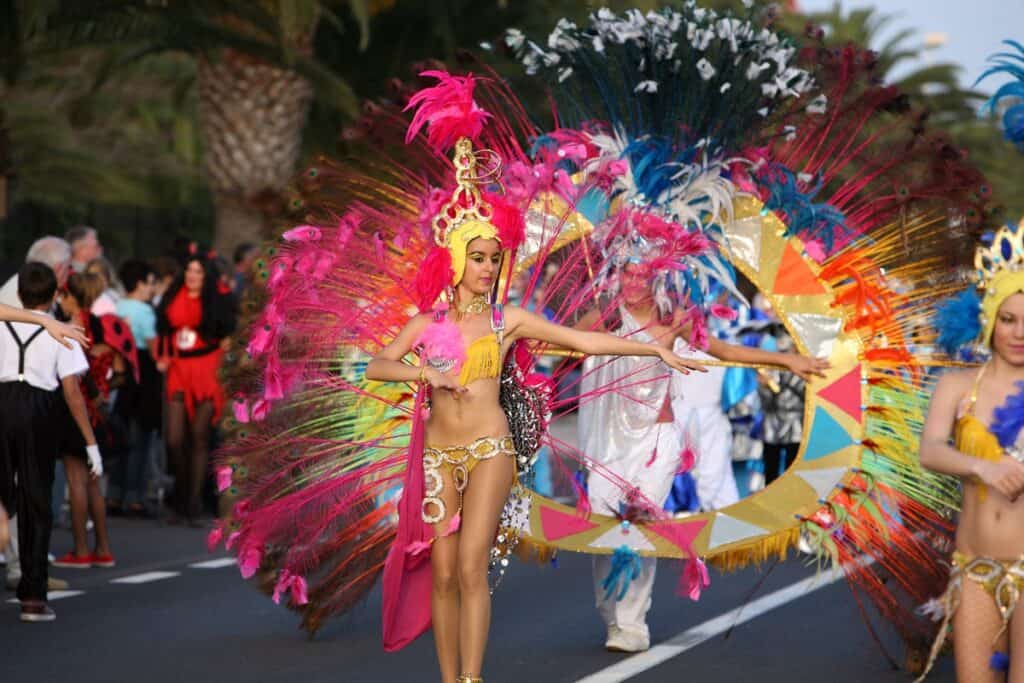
top-left (66, 272), bottom-right (106, 310)
top-left (85, 257), bottom-right (123, 294)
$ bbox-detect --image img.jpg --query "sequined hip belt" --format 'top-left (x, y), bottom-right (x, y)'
top-left (421, 435), bottom-right (516, 525)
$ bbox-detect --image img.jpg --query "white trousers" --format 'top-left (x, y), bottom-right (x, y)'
top-left (679, 406), bottom-right (739, 512)
top-left (592, 553), bottom-right (657, 638)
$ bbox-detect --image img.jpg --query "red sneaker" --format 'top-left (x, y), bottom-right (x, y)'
top-left (51, 552), bottom-right (92, 569)
top-left (91, 554), bottom-right (116, 569)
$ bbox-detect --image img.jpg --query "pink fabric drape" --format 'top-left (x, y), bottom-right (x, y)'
top-left (381, 390), bottom-right (433, 651)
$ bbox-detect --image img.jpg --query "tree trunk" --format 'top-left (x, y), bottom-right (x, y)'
top-left (197, 48), bottom-right (314, 251)
top-left (212, 192), bottom-right (270, 255)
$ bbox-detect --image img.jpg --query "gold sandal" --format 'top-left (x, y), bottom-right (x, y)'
top-left (456, 675), bottom-right (483, 683)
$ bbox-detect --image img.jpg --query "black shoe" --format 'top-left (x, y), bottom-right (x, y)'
top-left (20, 602), bottom-right (56, 623)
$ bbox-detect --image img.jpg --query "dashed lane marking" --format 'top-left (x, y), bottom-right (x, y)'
top-left (110, 571), bottom-right (181, 585)
top-left (7, 590), bottom-right (84, 603)
top-left (189, 558), bottom-right (236, 569)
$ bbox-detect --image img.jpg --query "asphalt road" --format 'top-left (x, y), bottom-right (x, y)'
top-left (1, 516), bottom-right (956, 683)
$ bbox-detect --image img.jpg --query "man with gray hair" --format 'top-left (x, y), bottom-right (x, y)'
top-left (65, 226), bottom-right (102, 274)
top-left (0, 236), bottom-right (72, 593)
top-left (0, 237), bottom-right (72, 308)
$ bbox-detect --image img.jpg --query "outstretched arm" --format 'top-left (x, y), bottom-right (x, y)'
top-left (0, 303), bottom-right (88, 349)
top-left (508, 306), bottom-right (706, 374)
top-left (705, 336), bottom-right (829, 380)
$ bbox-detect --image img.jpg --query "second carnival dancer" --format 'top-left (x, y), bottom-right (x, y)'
top-left (917, 223), bottom-right (1024, 680)
top-left (576, 229), bottom-right (828, 653)
top-left (915, 42), bottom-right (1024, 682)
top-left (363, 136), bottom-right (708, 680)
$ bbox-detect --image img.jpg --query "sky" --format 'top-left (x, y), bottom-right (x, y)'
top-left (797, 0), bottom-right (1021, 95)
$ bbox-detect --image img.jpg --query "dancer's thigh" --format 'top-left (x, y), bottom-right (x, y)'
top-left (458, 456), bottom-right (515, 565)
top-left (953, 578), bottom-right (1008, 683)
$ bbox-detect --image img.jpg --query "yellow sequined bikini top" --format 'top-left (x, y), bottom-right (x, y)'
top-left (955, 365), bottom-right (1004, 499)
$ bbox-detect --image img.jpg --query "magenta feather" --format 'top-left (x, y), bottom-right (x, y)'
top-left (404, 70), bottom-right (492, 152)
top-left (414, 246), bottom-right (454, 312)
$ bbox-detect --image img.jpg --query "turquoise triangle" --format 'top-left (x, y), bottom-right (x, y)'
top-left (803, 407), bottom-right (856, 462)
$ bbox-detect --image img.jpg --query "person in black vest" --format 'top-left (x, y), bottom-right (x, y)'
top-left (0, 263), bottom-right (99, 622)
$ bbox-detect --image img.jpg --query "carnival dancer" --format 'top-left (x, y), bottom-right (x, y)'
top-left (156, 253), bottom-right (235, 526)
top-left (365, 132), bottom-right (715, 680)
top-left (576, 228), bottom-right (828, 652)
top-left (917, 220), bottom-right (1024, 680)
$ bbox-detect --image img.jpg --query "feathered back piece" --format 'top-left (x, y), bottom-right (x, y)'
top-left (977, 40), bottom-right (1024, 150)
top-left (211, 69), bottom-right (583, 634)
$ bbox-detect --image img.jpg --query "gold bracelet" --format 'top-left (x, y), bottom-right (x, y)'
top-left (417, 366), bottom-right (427, 385)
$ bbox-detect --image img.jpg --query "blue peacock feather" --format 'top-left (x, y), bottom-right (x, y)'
top-left (759, 165), bottom-right (850, 255)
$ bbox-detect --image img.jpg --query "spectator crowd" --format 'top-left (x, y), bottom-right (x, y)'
top-left (0, 227), bottom-right (253, 621)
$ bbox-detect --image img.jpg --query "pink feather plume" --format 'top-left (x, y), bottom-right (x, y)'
top-left (404, 70), bottom-right (492, 152)
top-left (483, 191), bottom-right (525, 250)
top-left (414, 317), bottom-right (466, 376)
top-left (414, 246), bottom-right (454, 312)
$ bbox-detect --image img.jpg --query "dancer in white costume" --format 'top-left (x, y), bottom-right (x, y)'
top-left (578, 262), bottom-right (825, 653)
top-left (580, 305), bottom-right (684, 653)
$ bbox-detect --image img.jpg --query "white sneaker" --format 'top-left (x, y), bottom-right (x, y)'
top-left (605, 627), bottom-right (650, 653)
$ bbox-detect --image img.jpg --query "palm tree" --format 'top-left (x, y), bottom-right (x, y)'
top-left (17, 0), bottom-right (371, 251)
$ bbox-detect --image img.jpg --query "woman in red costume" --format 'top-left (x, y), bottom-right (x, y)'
top-left (156, 254), bottom-right (235, 526)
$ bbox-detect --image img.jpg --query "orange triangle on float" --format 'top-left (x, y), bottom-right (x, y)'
top-left (818, 365), bottom-right (864, 424)
top-left (772, 243), bottom-right (828, 296)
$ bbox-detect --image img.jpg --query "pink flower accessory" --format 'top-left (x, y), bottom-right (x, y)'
top-left (272, 569), bottom-right (310, 606)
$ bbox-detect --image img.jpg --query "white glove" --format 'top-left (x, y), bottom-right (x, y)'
top-left (85, 444), bottom-right (104, 477)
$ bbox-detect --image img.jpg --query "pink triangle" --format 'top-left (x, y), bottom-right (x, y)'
top-left (646, 519), bottom-right (708, 557)
top-left (539, 504), bottom-right (599, 541)
top-left (818, 365), bottom-right (863, 424)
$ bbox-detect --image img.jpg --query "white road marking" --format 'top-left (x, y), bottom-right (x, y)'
top-left (7, 590), bottom-right (84, 603)
top-left (189, 558), bottom-right (236, 569)
top-left (110, 571), bottom-right (181, 585)
top-left (575, 569), bottom-right (847, 682)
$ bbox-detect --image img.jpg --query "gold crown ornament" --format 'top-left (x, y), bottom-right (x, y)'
top-left (975, 218), bottom-right (1024, 345)
top-left (430, 137), bottom-right (510, 293)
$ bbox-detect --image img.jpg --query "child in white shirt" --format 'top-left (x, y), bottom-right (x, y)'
top-left (0, 263), bottom-right (99, 623)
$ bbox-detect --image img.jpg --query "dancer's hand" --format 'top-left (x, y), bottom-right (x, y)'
top-left (43, 317), bottom-right (89, 349)
top-left (975, 456), bottom-right (1024, 501)
top-left (785, 354), bottom-right (830, 380)
top-left (657, 347), bottom-right (707, 375)
top-left (424, 368), bottom-right (468, 398)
